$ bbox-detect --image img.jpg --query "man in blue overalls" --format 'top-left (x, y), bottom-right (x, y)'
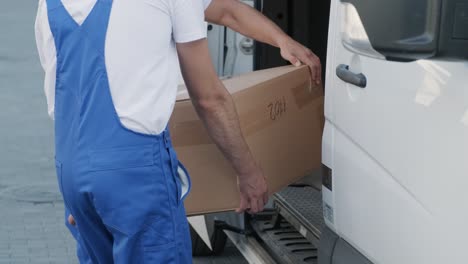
top-left (35, 0), bottom-right (321, 262)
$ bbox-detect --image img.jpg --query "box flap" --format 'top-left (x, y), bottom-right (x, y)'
top-left (176, 65), bottom-right (303, 101)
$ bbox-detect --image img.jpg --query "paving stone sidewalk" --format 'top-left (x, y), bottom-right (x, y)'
top-left (0, 199), bottom-right (77, 264)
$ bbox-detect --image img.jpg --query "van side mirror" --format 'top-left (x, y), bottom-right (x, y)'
top-left (340, 0), bottom-right (468, 61)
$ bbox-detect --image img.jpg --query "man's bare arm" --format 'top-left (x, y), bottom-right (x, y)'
top-left (176, 39), bottom-right (268, 214)
top-left (205, 0), bottom-right (322, 84)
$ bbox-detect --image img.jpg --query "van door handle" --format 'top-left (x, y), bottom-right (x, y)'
top-left (336, 64), bottom-right (367, 88)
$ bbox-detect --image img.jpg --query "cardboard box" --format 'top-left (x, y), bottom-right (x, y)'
top-left (169, 66), bottom-right (324, 216)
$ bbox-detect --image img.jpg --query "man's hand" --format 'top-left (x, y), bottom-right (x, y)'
top-left (237, 166), bottom-right (268, 214)
top-left (205, 0), bottom-right (322, 85)
top-left (278, 37), bottom-right (322, 85)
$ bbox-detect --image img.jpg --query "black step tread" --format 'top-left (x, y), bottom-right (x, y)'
top-left (274, 186), bottom-right (325, 237)
top-left (251, 217), bottom-right (318, 264)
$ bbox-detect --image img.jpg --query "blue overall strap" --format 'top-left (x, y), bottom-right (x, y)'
top-left (45, 0), bottom-right (63, 11)
top-left (45, 0), bottom-right (79, 52)
top-left (46, 0), bottom-right (114, 54)
top-left (80, 0), bottom-right (113, 55)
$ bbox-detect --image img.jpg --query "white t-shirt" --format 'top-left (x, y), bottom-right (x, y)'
top-left (35, 0), bottom-right (212, 135)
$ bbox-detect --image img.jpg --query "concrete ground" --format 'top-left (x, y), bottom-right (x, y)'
top-left (0, 1), bottom-right (246, 263)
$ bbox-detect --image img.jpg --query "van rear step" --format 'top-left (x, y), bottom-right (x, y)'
top-left (247, 186), bottom-right (324, 264)
top-left (250, 215), bottom-right (319, 264)
top-left (274, 186), bottom-right (324, 245)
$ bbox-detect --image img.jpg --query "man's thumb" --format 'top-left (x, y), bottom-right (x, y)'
top-left (281, 51), bottom-right (301, 67)
top-left (290, 57), bottom-right (302, 67)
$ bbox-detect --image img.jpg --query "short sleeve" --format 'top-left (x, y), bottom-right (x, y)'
top-left (171, 0), bottom-right (207, 43)
top-left (35, 0), bottom-right (57, 119)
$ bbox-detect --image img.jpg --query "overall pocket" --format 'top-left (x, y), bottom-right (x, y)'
top-left (176, 162), bottom-right (192, 202)
top-left (55, 159), bottom-right (73, 216)
top-left (167, 148), bottom-right (192, 205)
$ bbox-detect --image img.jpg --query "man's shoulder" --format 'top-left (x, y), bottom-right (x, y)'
top-left (35, 0), bottom-right (48, 28)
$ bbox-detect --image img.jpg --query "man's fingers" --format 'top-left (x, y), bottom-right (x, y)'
top-left (249, 197), bottom-right (259, 214)
top-left (308, 65), bottom-right (318, 85)
top-left (314, 66), bottom-right (320, 85)
top-left (313, 56), bottom-right (322, 85)
top-left (287, 55), bottom-right (301, 67)
top-left (298, 52), bottom-right (319, 84)
top-left (280, 40), bottom-right (322, 84)
top-left (236, 198), bottom-right (247, 213)
top-left (236, 196), bottom-right (249, 213)
top-left (257, 198), bottom-right (265, 213)
top-left (263, 192), bottom-right (269, 207)
top-left (312, 64), bottom-right (321, 84)
top-left (308, 56), bottom-right (320, 85)
top-left (297, 52), bottom-right (311, 67)
top-left (319, 58), bottom-right (323, 82)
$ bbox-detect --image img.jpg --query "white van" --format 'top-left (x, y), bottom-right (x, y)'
top-left (190, 0), bottom-right (468, 263)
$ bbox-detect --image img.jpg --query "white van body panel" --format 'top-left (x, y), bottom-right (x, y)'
top-left (324, 0), bottom-right (468, 263)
